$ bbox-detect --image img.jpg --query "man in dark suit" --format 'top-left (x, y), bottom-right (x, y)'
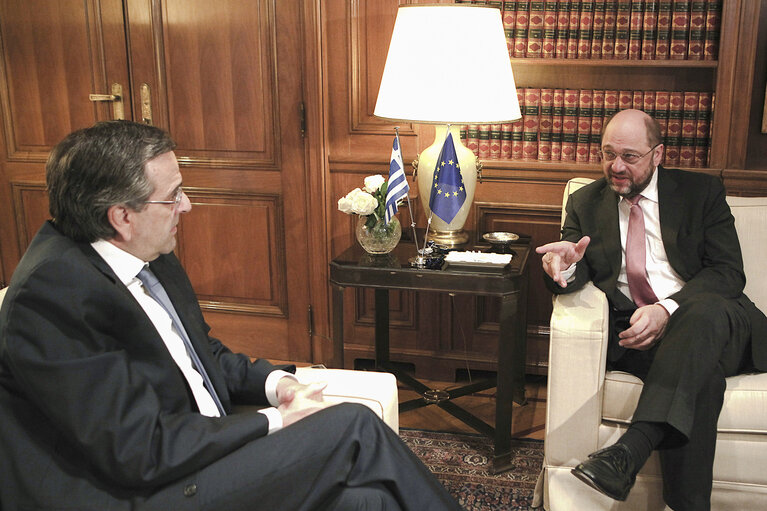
top-left (0, 120), bottom-right (462, 511)
top-left (536, 109), bottom-right (767, 510)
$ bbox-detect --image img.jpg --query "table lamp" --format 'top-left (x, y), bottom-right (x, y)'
top-left (374, 4), bottom-right (520, 246)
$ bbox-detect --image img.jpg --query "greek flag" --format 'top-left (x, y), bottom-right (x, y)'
top-left (428, 132), bottom-right (466, 224)
top-left (384, 134), bottom-right (409, 224)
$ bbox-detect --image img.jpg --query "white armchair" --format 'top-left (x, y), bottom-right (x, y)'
top-left (535, 179), bottom-right (767, 510)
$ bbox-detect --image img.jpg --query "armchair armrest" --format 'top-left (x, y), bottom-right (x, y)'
top-left (544, 281), bottom-right (610, 466)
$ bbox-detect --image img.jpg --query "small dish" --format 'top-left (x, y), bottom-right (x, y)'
top-left (482, 232), bottom-right (520, 245)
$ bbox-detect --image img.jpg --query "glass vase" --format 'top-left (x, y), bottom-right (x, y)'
top-left (355, 215), bottom-right (401, 254)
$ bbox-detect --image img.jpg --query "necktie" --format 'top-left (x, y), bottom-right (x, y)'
top-left (137, 267), bottom-right (227, 416)
top-left (626, 195), bottom-right (659, 307)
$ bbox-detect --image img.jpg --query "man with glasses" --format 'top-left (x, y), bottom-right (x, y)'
top-left (536, 109), bottom-right (767, 510)
top-left (0, 120), bottom-right (463, 510)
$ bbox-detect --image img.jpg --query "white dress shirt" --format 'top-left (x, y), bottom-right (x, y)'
top-left (561, 168), bottom-right (686, 314)
top-left (91, 240), bottom-right (292, 432)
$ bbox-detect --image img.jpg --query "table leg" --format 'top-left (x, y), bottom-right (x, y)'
top-left (331, 284), bottom-right (345, 369)
top-left (374, 288), bottom-right (390, 367)
top-left (493, 291), bottom-right (519, 473)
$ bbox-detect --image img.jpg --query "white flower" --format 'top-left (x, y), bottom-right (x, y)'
top-left (337, 195), bottom-right (354, 214)
top-left (363, 175), bottom-right (385, 194)
top-left (349, 188), bottom-right (378, 216)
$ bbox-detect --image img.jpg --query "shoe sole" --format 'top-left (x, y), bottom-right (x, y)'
top-left (571, 465), bottom-right (630, 501)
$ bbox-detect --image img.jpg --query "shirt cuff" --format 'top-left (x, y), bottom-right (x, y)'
top-left (257, 407), bottom-right (283, 435)
top-left (657, 298), bottom-right (679, 316)
top-left (265, 370), bottom-right (298, 407)
top-left (559, 263), bottom-right (577, 284)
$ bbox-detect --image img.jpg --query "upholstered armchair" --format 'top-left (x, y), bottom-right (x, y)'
top-left (535, 179), bottom-right (767, 510)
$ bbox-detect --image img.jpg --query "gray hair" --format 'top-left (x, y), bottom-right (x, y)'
top-left (46, 120), bottom-right (176, 242)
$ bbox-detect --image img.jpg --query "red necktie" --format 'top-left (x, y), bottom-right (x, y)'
top-left (626, 195), bottom-right (658, 307)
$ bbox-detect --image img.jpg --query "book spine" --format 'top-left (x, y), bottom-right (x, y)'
top-left (687, 0), bottom-right (706, 59)
top-left (490, 124), bottom-right (502, 159)
top-left (555, 0), bottom-right (571, 57)
top-left (665, 91), bottom-right (684, 165)
top-left (655, 0), bottom-right (673, 59)
top-left (567, 0), bottom-right (582, 58)
top-left (679, 91), bottom-right (699, 166)
top-left (604, 89), bottom-right (620, 122)
top-left (538, 88), bottom-right (554, 160)
top-left (591, 1), bottom-right (606, 58)
top-left (703, 0), bottom-right (720, 60)
top-left (601, 1), bottom-right (618, 58)
top-left (502, 1), bottom-right (518, 57)
top-left (576, 89), bottom-right (593, 163)
top-left (632, 90), bottom-right (644, 110)
top-left (642, 90), bottom-right (656, 120)
top-left (542, 0), bottom-right (559, 57)
top-left (467, 124), bottom-right (480, 157)
top-left (693, 91), bottom-right (712, 167)
top-left (523, 88), bottom-right (541, 160)
top-left (670, 0), bottom-right (690, 60)
top-left (614, 0), bottom-right (631, 59)
top-left (562, 89), bottom-right (579, 161)
top-left (512, 90), bottom-right (526, 159)
top-left (551, 88), bottom-right (565, 161)
top-left (514, 0), bottom-right (531, 57)
top-left (654, 91), bottom-right (671, 147)
top-left (618, 89), bottom-right (633, 110)
top-left (501, 123), bottom-right (513, 159)
top-left (628, 0), bottom-right (644, 60)
top-left (459, 125), bottom-right (469, 147)
top-left (527, 1), bottom-right (545, 57)
top-left (478, 124), bottom-right (491, 159)
top-left (590, 89), bottom-right (605, 162)
top-left (578, 0), bottom-right (595, 58)
top-left (641, 1), bottom-right (659, 60)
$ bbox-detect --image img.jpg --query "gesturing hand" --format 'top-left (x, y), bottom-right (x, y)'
top-left (535, 236), bottom-right (591, 287)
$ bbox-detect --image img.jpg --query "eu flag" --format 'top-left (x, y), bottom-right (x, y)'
top-left (428, 132), bottom-right (466, 224)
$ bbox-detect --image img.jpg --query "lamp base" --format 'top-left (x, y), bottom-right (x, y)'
top-left (427, 227), bottom-right (469, 247)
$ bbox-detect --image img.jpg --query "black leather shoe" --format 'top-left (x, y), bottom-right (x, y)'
top-left (571, 443), bottom-right (636, 501)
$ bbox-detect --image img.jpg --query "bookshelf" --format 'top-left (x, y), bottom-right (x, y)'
top-left (459, 0), bottom-right (733, 172)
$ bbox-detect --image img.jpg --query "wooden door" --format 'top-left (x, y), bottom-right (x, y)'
top-left (0, 0), bottom-right (314, 362)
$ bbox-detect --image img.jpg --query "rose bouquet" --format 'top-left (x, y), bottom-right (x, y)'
top-left (338, 175), bottom-right (402, 253)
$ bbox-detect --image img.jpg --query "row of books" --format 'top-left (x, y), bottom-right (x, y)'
top-left (459, 87), bottom-right (713, 168)
top-left (458, 0), bottom-right (722, 60)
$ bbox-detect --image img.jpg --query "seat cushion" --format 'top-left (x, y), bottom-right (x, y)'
top-left (602, 370), bottom-right (767, 435)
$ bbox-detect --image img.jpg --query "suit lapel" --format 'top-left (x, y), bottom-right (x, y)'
top-left (657, 167), bottom-right (685, 271)
top-left (599, 185), bottom-right (622, 290)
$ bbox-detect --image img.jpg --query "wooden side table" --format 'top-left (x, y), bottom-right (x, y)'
top-left (329, 236), bottom-right (530, 473)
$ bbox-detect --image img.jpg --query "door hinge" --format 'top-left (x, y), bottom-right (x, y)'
top-left (307, 304), bottom-right (313, 337)
top-left (299, 102), bottom-right (306, 138)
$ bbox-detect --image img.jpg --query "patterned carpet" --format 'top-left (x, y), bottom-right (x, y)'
top-left (400, 429), bottom-right (543, 510)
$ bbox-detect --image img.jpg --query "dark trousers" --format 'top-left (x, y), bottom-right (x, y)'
top-left (609, 293), bottom-right (753, 511)
top-left (138, 403), bottom-right (462, 511)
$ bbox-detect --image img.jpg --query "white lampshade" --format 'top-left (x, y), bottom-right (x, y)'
top-left (374, 4), bottom-right (520, 246)
top-left (374, 4), bottom-right (521, 124)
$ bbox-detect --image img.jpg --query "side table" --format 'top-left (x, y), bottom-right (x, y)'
top-left (329, 236), bottom-right (530, 473)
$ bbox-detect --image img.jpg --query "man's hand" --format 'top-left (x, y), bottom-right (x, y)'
top-left (618, 304), bottom-right (670, 351)
top-left (535, 236), bottom-right (591, 287)
top-left (276, 378), bottom-right (330, 427)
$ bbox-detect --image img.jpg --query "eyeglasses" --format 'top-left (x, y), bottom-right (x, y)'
top-left (599, 144), bottom-right (660, 165)
top-left (144, 187), bottom-right (184, 207)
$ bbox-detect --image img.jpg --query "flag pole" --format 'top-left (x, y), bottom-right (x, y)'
top-left (396, 126), bottom-right (420, 255)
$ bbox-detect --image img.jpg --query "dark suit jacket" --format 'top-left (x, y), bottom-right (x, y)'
top-left (545, 167), bottom-right (767, 370)
top-left (0, 221), bottom-right (287, 509)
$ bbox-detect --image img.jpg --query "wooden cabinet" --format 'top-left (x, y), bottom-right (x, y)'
top-left (322, 0), bottom-right (767, 380)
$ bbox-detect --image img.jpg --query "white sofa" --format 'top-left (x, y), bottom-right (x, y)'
top-left (535, 179), bottom-right (767, 510)
top-left (0, 287), bottom-right (399, 432)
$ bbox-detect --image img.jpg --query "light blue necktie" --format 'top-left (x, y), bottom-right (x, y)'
top-left (137, 267), bottom-right (226, 416)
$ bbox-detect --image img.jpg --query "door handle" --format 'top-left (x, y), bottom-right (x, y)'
top-left (88, 83), bottom-right (124, 120)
